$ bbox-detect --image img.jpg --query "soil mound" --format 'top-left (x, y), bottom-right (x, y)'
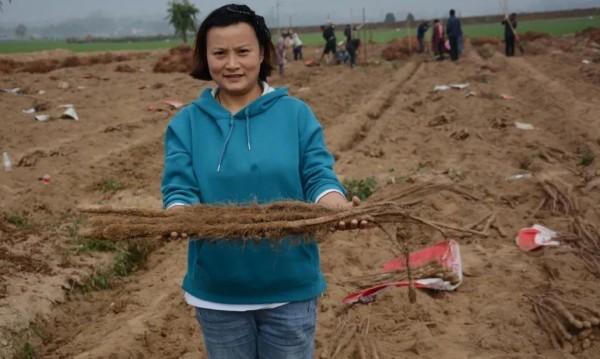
top-left (0, 58), bottom-right (22, 73)
top-left (0, 52), bottom-right (142, 74)
top-left (520, 31), bottom-right (551, 42)
top-left (577, 26), bottom-right (600, 43)
top-left (115, 64), bottom-right (137, 73)
top-left (381, 38), bottom-right (414, 61)
top-left (153, 44), bottom-right (194, 73)
top-left (470, 37), bottom-right (501, 47)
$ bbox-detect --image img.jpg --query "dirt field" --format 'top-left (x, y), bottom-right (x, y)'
top-left (1, 32), bottom-right (600, 359)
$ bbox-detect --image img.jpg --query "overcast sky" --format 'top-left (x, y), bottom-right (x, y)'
top-left (2, 0), bottom-right (599, 26)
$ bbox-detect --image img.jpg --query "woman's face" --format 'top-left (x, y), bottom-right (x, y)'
top-left (206, 22), bottom-right (263, 96)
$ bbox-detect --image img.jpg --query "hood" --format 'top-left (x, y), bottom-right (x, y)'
top-left (191, 84), bottom-right (288, 120)
top-left (190, 84), bottom-right (289, 172)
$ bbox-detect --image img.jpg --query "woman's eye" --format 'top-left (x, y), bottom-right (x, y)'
top-left (239, 49), bottom-right (249, 54)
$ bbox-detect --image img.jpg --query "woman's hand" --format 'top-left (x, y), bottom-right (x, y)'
top-left (317, 192), bottom-right (369, 230)
top-left (168, 231), bottom-right (188, 240)
top-left (165, 205), bottom-right (188, 240)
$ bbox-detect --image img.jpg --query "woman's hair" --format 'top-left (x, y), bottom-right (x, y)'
top-left (190, 4), bottom-right (274, 81)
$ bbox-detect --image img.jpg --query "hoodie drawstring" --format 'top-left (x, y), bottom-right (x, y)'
top-left (217, 116), bottom-right (235, 172)
top-left (216, 110), bottom-right (252, 172)
top-left (245, 108), bottom-right (252, 151)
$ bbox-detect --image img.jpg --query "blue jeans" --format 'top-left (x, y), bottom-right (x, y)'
top-left (195, 299), bottom-right (317, 359)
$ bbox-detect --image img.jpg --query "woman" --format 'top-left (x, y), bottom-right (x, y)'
top-left (431, 19), bottom-right (445, 61)
top-left (161, 4), bottom-right (366, 358)
top-left (276, 33), bottom-right (286, 76)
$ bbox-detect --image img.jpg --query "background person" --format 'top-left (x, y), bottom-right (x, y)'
top-left (276, 33), bottom-right (286, 76)
top-left (502, 13), bottom-right (518, 56)
top-left (417, 21), bottom-right (430, 53)
top-left (344, 24), bottom-right (357, 67)
top-left (319, 23), bottom-right (336, 63)
top-left (432, 19), bottom-right (445, 60)
top-left (292, 30), bottom-right (303, 60)
top-left (284, 29), bottom-right (294, 59)
top-left (446, 9), bottom-right (463, 61)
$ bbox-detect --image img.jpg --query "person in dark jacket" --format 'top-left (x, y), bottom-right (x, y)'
top-left (417, 21), bottom-right (430, 53)
top-left (344, 24), bottom-right (363, 67)
top-left (319, 23), bottom-right (336, 64)
top-left (446, 9), bottom-right (463, 61)
top-left (502, 13), bottom-right (518, 57)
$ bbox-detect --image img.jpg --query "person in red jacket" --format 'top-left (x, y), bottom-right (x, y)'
top-left (431, 19), bottom-right (445, 60)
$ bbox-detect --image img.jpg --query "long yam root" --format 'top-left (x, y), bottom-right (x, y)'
top-left (533, 302), bottom-right (562, 350)
top-left (81, 200), bottom-right (478, 241)
top-left (544, 298), bottom-right (584, 329)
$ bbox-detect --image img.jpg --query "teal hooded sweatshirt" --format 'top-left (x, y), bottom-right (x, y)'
top-left (161, 86), bottom-right (345, 304)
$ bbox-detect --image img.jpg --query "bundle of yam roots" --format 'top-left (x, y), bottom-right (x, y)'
top-left (532, 294), bottom-right (600, 354)
top-left (536, 179), bottom-right (600, 277)
top-left (81, 200), bottom-right (466, 242)
top-left (345, 260), bottom-right (460, 289)
top-left (82, 201), bottom-right (468, 307)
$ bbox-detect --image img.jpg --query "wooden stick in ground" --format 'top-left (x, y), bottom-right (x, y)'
top-left (397, 227), bottom-right (417, 304)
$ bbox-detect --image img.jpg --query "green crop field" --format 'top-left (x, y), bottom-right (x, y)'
top-left (298, 16), bottom-right (600, 46)
top-left (0, 16), bottom-right (599, 54)
top-left (0, 38), bottom-right (183, 54)
top-left (463, 15), bottom-right (600, 38)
